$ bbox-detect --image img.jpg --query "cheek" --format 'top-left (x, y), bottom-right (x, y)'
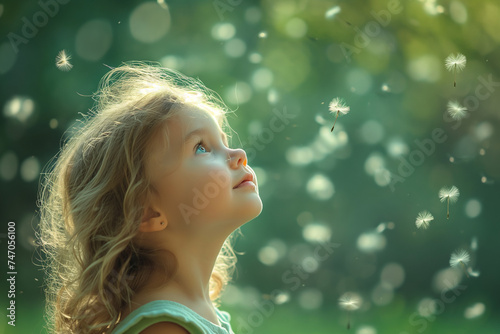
top-left (194, 167), bottom-right (231, 199)
top-left (178, 165), bottom-right (232, 205)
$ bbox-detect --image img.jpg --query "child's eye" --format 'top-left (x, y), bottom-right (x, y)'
top-left (194, 140), bottom-right (208, 154)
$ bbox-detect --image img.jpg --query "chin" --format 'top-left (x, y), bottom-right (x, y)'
top-left (240, 197), bottom-right (263, 224)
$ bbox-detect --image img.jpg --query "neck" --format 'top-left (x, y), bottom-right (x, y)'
top-left (145, 233), bottom-right (228, 305)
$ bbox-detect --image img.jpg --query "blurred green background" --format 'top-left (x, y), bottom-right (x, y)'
top-left (1, 0), bottom-right (499, 333)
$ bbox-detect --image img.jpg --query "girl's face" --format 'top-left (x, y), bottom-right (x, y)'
top-left (145, 105), bottom-right (262, 235)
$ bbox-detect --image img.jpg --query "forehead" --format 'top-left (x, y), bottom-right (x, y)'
top-left (146, 105), bottom-right (225, 174)
top-left (170, 105), bottom-right (225, 144)
top-left (177, 105), bottom-right (223, 131)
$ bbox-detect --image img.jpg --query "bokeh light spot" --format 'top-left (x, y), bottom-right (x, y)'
top-left (224, 38), bottom-right (246, 58)
top-left (285, 18), bottom-right (307, 38)
top-left (160, 55), bottom-right (185, 70)
top-left (357, 231), bottom-right (386, 253)
top-left (474, 122), bottom-right (493, 141)
top-left (258, 246), bottom-right (280, 266)
top-left (75, 19), bottom-right (113, 61)
top-left (211, 23), bottom-right (236, 41)
top-left (407, 55), bottom-right (441, 82)
top-left (3, 96), bottom-right (35, 123)
top-left (286, 146), bottom-right (314, 166)
top-left (129, 2), bottom-right (170, 43)
top-left (245, 7), bottom-right (262, 23)
top-left (252, 166), bottom-right (267, 187)
top-left (380, 263), bottom-right (405, 289)
top-left (346, 68), bottom-right (373, 95)
top-left (364, 152), bottom-right (386, 176)
top-left (248, 52), bottom-right (262, 64)
top-left (374, 169), bottom-right (391, 187)
top-left (301, 256), bottom-right (319, 273)
top-left (464, 302), bottom-right (485, 319)
top-left (252, 68), bottom-right (273, 90)
top-left (356, 325), bottom-right (377, 334)
top-left (267, 88), bottom-right (279, 104)
top-left (360, 120), bottom-right (385, 145)
top-left (20, 156), bottom-right (40, 182)
top-left (0, 151), bottom-right (18, 181)
top-left (49, 118), bottom-right (58, 129)
top-left (225, 81), bottom-right (252, 105)
top-left (432, 267), bottom-right (463, 293)
top-left (371, 283), bottom-right (394, 306)
top-left (303, 223), bottom-right (331, 243)
top-left (386, 138), bottom-right (409, 157)
top-left (464, 199), bottom-right (481, 218)
top-left (306, 174), bottom-right (335, 200)
top-left (418, 297), bottom-right (437, 317)
top-left (450, 1), bottom-right (468, 24)
top-left (298, 288), bottom-right (323, 309)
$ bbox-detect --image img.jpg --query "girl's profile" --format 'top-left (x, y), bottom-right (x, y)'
top-left (38, 62), bottom-right (263, 333)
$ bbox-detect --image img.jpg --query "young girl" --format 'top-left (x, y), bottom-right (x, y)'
top-left (38, 62), bottom-right (263, 333)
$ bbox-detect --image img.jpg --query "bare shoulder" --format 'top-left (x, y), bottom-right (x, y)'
top-left (140, 321), bottom-right (190, 334)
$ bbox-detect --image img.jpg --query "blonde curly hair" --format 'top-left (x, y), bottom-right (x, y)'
top-left (37, 62), bottom-right (237, 333)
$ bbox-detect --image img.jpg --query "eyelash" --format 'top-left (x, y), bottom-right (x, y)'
top-left (194, 138), bottom-right (229, 154)
top-left (194, 140), bottom-right (207, 153)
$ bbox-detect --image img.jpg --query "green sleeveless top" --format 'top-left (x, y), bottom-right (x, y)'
top-left (111, 300), bottom-right (234, 334)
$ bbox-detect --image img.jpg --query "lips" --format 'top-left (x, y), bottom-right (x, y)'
top-left (233, 173), bottom-right (254, 189)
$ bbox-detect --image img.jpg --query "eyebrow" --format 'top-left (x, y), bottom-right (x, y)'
top-left (183, 128), bottom-right (229, 147)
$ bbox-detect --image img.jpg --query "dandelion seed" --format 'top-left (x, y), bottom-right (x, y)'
top-left (470, 236), bottom-right (478, 251)
top-left (325, 6), bottom-right (341, 20)
top-left (450, 249), bottom-right (470, 267)
top-left (324, 5), bottom-right (352, 26)
top-left (450, 249), bottom-right (470, 278)
top-left (447, 100), bottom-right (467, 120)
top-left (467, 268), bottom-right (480, 277)
top-left (445, 53), bottom-right (467, 71)
top-left (157, 0), bottom-right (168, 10)
top-left (376, 222), bottom-right (387, 233)
top-left (439, 185), bottom-right (460, 219)
top-left (415, 211), bottom-right (434, 229)
top-left (329, 97), bottom-right (350, 132)
top-left (445, 53), bottom-right (466, 87)
top-left (55, 50), bottom-right (73, 71)
top-left (339, 293), bottom-right (361, 310)
top-left (339, 292), bottom-right (361, 329)
top-left (480, 174), bottom-right (494, 184)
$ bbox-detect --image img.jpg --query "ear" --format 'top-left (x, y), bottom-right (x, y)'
top-left (139, 206), bottom-right (168, 232)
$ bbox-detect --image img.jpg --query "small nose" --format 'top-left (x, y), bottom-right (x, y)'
top-left (227, 148), bottom-right (247, 168)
